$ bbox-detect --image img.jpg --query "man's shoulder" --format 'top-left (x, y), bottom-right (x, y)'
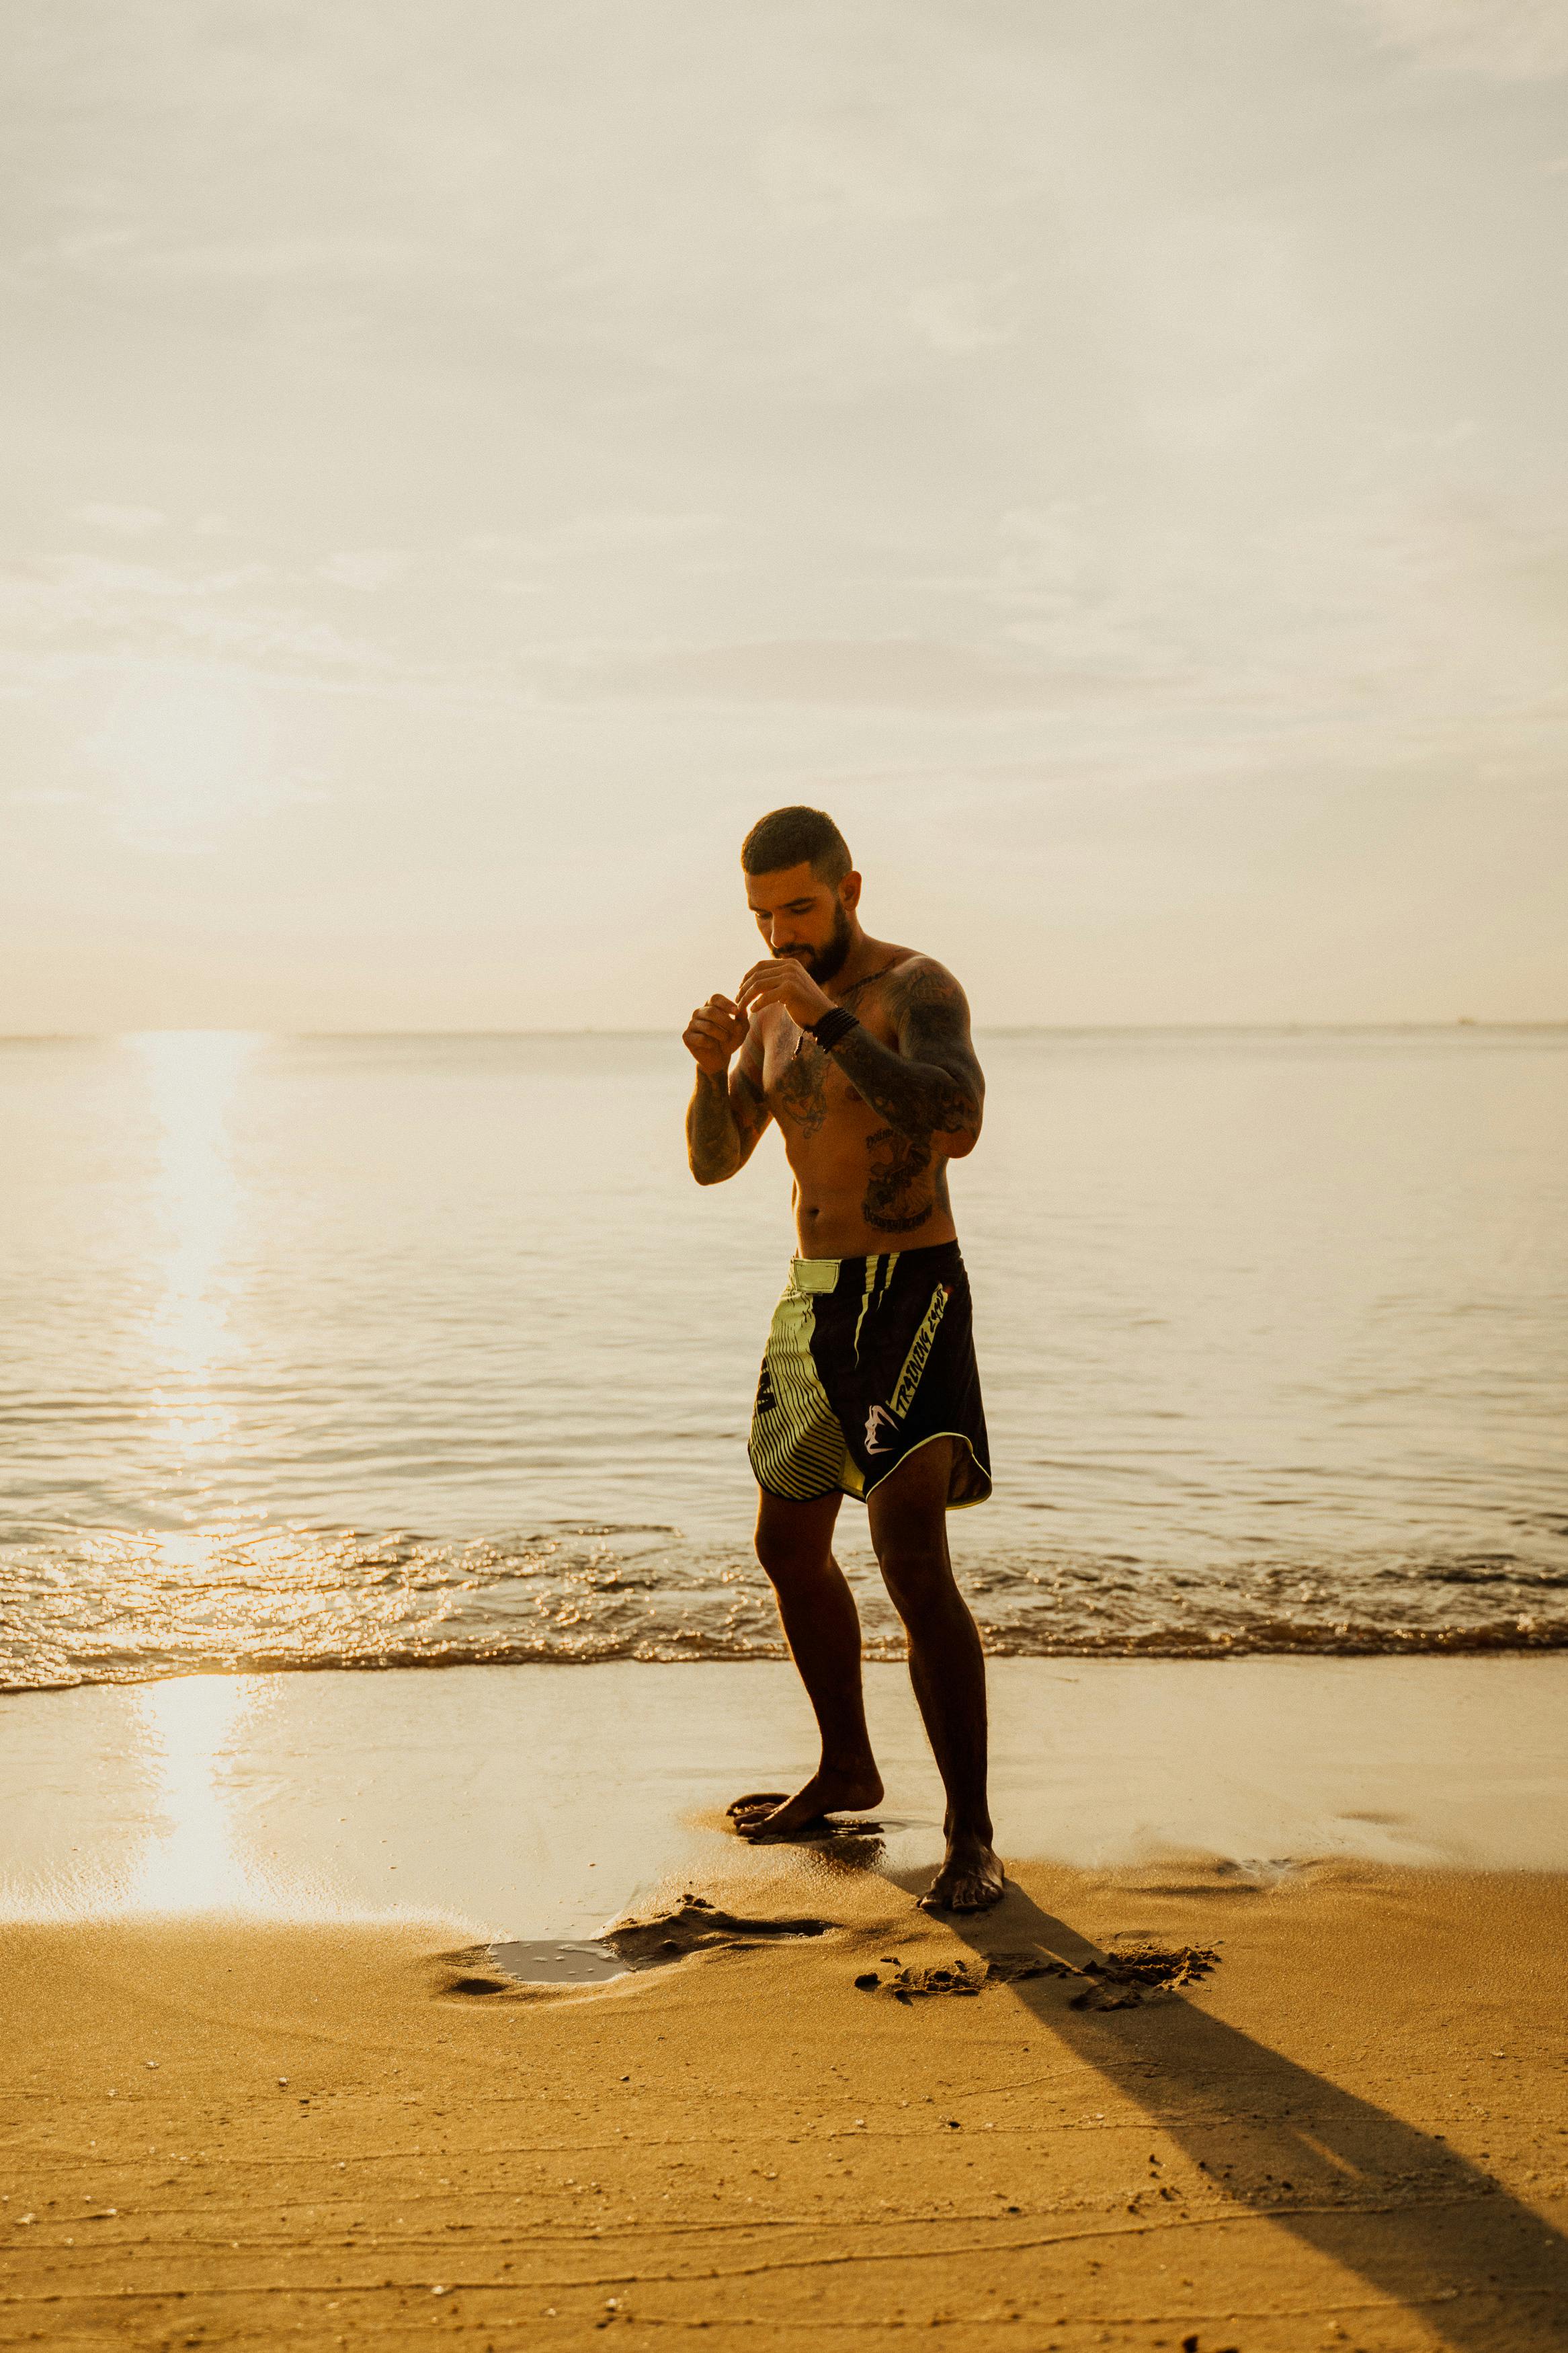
top-left (880, 951), bottom-right (971, 1020)
top-left (848, 941), bottom-right (964, 994)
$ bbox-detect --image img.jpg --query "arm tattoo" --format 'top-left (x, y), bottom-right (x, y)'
top-left (686, 1049), bottom-right (770, 1184)
top-left (829, 961), bottom-right (984, 1152)
top-left (687, 1068), bottom-right (739, 1182)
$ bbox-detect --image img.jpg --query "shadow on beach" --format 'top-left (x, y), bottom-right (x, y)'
top-left (887, 1868), bottom-right (1568, 2351)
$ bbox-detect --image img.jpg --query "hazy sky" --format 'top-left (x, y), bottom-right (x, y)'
top-left (3, 0), bottom-right (1565, 1030)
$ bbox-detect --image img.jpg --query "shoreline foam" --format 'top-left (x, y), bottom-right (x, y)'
top-left (5, 1524), bottom-right (1567, 1694)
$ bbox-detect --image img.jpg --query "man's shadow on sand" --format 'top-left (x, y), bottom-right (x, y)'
top-left (881, 1867), bottom-right (1568, 2352)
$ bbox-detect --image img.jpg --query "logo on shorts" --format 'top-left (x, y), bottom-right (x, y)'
top-left (755, 1362), bottom-right (778, 1414)
top-left (864, 1284), bottom-right (952, 1455)
top-left (889, 1283), bottom-right (950, 1419)
top-left (864, 1403), bottom-right (900, 1454)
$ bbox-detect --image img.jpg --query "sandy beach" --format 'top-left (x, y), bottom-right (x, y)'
top-left (4, 1863), bottom-right (1567, 2350)
top-left (3, 1658), bottom-right (1567, 2348)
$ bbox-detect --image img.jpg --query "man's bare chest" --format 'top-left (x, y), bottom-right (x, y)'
top-left (761, 1017), bottom-right (892, 1144)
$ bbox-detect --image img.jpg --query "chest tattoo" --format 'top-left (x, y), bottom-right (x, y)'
top-left (772, 1035), bottom-right (831, 1134)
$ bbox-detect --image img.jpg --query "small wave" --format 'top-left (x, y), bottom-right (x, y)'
top-left (2, 1523), bottom-right (1567, 1693)
top-left (1411, 1558), bottom-right (1568, 1590)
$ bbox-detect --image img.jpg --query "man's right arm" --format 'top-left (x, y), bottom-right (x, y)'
top-left (683, 997), bottom-right (772, 1185)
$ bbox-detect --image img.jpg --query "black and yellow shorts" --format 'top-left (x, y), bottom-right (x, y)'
top-left (748, 1240), bottom-right (991, 1510)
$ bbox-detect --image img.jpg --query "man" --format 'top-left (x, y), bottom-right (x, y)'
top-left (682, 805), bottom-right (1003, 1912)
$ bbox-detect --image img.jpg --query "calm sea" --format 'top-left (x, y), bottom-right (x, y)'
top-left (3, 1027), bottom-right (1565, 1691)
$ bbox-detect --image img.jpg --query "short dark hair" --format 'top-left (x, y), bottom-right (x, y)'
top-left (741, 805), bottom-right (852, 885)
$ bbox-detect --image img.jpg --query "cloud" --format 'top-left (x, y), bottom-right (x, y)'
top-left (74, 503), bottom-right (165, 535)
top-left (77, 662), bottom-right (331, 852)
top-left (757, 108), bottom-right (964, 226)
top-left (49, 232), bottom-right (445, 286)
top-left (906, 280), bottom-right (1023, 355)
top-left (318, 551), bottom-right (413, 592)
top-left (460, 514), bottom-right (723, 561)
top-left (542, 636), bottom-right (1148, 711)
top-left (1351, 0), bottom-right (1568, 77)
top-left (0, 553), bottom-right (266, 619)
top-left (0, 554), bottom-right (399, 688)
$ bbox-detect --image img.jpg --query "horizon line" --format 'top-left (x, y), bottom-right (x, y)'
top-left (3, 1019), bottom-right (1566, 1044)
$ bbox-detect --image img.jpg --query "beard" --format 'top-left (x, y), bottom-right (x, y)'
top-left (790, 902), bottom-right (854, 986)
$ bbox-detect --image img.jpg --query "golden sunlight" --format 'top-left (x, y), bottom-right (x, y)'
top-left (131, 1030), bottom-right (259, 1455)
top-left (130, 1674), bottom-right (257, 1913)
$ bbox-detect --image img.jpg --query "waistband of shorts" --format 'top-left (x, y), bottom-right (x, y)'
top-left (788, 1240), bottom-right (964, 1295)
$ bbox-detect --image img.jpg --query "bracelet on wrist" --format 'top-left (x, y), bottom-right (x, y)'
top-left (807, 1006), bottom-right (860, 1051)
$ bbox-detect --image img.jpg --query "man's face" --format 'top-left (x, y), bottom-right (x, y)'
top-left (745, 862), bottom-right (856, 983)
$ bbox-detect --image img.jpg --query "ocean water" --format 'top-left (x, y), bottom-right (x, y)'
top-left (2, 1027), bottom-right (1565, 1691)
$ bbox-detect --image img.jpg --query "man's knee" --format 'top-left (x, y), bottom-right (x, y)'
top-left (876, 1543), bottom-right (955, 1622)
top-left (755, 1524), bottom-right (828, 1585)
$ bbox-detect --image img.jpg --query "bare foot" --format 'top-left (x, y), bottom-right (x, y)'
top-left (917, 1831), bottom-right (1005, 1912)
top-left (727, 1766), bottom-right (884, 1841)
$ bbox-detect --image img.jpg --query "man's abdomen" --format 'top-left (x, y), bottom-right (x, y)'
top-left (768, 1053), bottom-right (959, 1252)
top-left (786, 1139), bottom-right (958, 1257)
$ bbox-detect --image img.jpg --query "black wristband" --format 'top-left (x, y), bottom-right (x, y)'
top-left (808, 1007), bottom-right (860, 1051)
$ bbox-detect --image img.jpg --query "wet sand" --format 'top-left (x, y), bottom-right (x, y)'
top-left (5, 1655), bottom-right (1566, 1930)
top-left (3, 1658), bottom-right (1567, 2347)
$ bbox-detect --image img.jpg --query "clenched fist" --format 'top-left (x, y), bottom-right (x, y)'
top-left (736, 958), bottom-right (834, 1028)
top-left (683, 993), bottom-right (749, 1076)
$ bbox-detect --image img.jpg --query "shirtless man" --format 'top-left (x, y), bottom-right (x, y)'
top-left (682, 805), bottom-right (1003, 1912)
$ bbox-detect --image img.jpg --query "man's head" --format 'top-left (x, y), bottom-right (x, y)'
top-left (741, 806), bottom-right (862, 983)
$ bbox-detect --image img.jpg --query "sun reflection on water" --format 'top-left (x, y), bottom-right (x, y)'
top-left (130, 1675), bottom-right (258, 1913)
top-left (132, 1029), bottom-right (257, 1457)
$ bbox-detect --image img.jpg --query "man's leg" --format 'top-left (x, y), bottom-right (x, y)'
top-left (729, 1486), bottom-right (884, 1838)
top-left (867, 1439), bottom-right (1004, 1911)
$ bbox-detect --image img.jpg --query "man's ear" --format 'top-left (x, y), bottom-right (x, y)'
top-left (841, 871), bottom-right (862, 913)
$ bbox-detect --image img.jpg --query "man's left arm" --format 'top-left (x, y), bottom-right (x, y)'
top-left (829, 960), bottom-right (985, 1158)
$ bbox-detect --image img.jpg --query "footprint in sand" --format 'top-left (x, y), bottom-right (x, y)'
top-left (854, 1944), bottom-right (1221, 2008)
top-left (441, 1895), bottom-right (833, 1992)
